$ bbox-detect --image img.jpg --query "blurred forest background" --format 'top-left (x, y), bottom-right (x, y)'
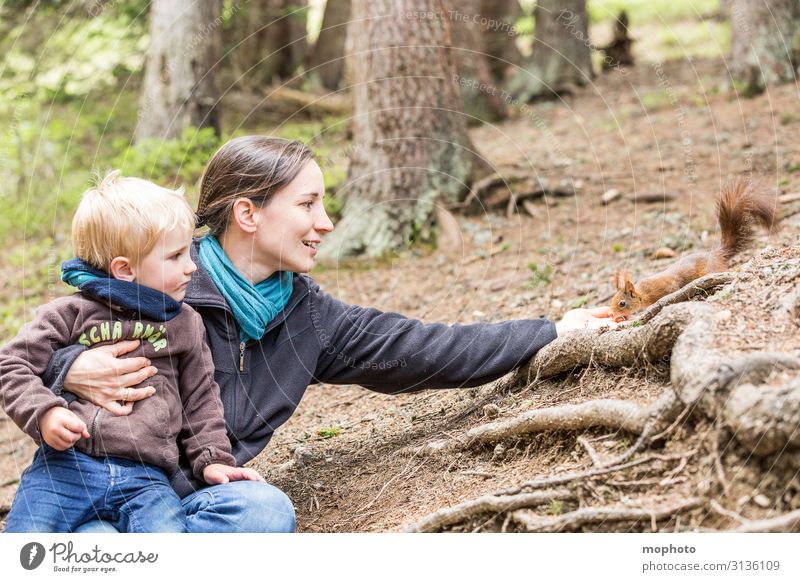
top-left (1, 0), bottom-right (773, 339)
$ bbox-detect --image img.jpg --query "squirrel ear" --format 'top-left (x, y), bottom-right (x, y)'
top-left (623, 273), bottom-right (636, 294)
top-left (613, 270), bottom-right (623, 290)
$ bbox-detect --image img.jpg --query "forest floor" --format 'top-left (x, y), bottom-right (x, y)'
top-left (1, 54), bottom-right (799, 532)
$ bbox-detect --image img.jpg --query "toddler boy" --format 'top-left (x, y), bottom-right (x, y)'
top-left (0, 171), bottom-right (260, 533)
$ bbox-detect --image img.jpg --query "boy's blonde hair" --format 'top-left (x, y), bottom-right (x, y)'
top-left (72, 171), bottom-right (195, 271)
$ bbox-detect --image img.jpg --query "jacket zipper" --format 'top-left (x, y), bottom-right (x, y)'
top-left (191, 285), bottom-right (311, 374)
top-left (89, 408), bottom-right (102, 456)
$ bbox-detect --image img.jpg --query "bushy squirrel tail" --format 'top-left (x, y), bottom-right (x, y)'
top-left (716, 180), bottom-right (778, 262)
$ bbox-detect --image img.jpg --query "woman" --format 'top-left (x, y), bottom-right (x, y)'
top-left (43, 136), bottom-right (616, 532)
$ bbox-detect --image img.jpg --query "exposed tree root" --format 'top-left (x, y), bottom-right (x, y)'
top-left (637, 272), bottom-right (734, 325)
top-left (403, 451), bottom-right (698, 531)
top-left (514, 302), bottom-right (708, 386)
top-left (671, 307), bottom-right (800, 455)
top-left (509, 497), bottom-right (703, 532)
top-left (403, 489), bottom-right (575, 533)
top-left (420, 389), bottom-right (680, 456)
top-left (730, 509), bottom-right (800, 532)
top-left (406, 255), bottom-right (800, 532)
top-left (723, 376), bottom-right (800, 455)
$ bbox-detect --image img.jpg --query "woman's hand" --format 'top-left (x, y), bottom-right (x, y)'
top-left (63, 340), bottom-right (158, 416)
top-left (555, 305), bottom-right (620, 335)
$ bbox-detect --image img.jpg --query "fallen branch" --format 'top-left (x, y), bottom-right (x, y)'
top-left (403, 489), bottom-right (574, 533)
top-left (494, 450), bottom-right (696, 496)
top-left (269, 86), bottom-right (352, 115)
top-left (577, 436), bottom-right (604, 467)
top-left (510, 497), bottom-right (703, 532)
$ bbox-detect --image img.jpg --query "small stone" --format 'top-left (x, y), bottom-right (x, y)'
top-left (292, 446), bottom-right (314, 467)
top-left (753, 494), bottom-right (771, 508)
top-left (553, 157), bottom-right (574, 168)
top-left (633, 190), bottom-right (677, 203)
top-left (601, 189), bottom-right (621, 205)
top-left (651, 247), bottom-right (677, 260)
top-left (483, 404), bottom-right (500, 418)
top-left (715, 309), bottom-right (732, 321)
top-left (491, 443), bottom-right (506, 462)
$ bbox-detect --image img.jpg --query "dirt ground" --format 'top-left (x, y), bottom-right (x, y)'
top-left (2, 54), bottom-right (799, 531)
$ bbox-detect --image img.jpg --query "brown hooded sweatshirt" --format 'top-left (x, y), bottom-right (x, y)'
top-left (0, 294), bottom-right (235, 481)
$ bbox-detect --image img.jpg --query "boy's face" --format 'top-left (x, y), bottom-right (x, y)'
top-left (134, 228), bottom-right (197, 301)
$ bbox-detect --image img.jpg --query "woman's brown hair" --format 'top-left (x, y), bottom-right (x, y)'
top-left (196, 136), bottom-right (314, 237)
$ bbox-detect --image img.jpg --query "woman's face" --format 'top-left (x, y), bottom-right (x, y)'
top-left (252, 160), bottom-right (334, 274)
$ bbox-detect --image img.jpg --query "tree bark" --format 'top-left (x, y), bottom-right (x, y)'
top-left (450, 0), bottom-right (508, 123)
top-left (307, 0), bottom-right (351, 90)
top-left (480, 0), bottom-right (523, 82)
top-left (729, 0), bottom-right (800, 96)
top-left (507, 0), bottom-right (593, 102)
top-left (229, 0), bottom-right (308, 88)
top-left (318, 0), bottom-right (481, 259)
top-left (135, 0), bottom-right (223, 141)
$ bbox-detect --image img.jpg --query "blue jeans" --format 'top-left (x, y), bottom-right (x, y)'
top-left (5, 446), bottom-right (296, 534)
top-left (74, 480), bottom-right (296, 533)
top-left (3, 445), bottom-right (185, 533)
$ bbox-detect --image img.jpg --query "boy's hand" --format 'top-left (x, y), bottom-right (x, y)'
top-left (39, 407), bottom-right (90, 451)
top-left (202, 463), bottom-right (266, 485)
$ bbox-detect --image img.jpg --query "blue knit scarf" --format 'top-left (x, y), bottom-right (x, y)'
top-left (198, 235), bottom-right (293, 343)
top-left (61, 259), bottom-right (182, 321)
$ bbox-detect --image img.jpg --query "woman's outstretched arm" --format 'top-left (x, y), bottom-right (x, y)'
top-left (310, 284), bottom-right (559, 393)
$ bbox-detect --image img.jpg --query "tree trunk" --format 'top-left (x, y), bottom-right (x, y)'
top-left (729, 0), bottom-right (800, 96)
top-left (507, 0), bottom-right (593, 102)
top-left (318, 0), bottom-right (481, 259)
top-left (307, 0), bottom-right (351, 90)
top-left (135, 0), bottom-right (223, 142)
top-left (229, 0), bottom-right (308, 88)
top-left (480, 0), bottom-right (523, 82)
top-left (451, 0), bottom-right (508, 123)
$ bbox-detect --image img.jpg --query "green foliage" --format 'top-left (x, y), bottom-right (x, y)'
top-left (547, 500), bottom-right (566, 515)
top-left (588, 0), bottom-right (720, 25)
top-left (527, 262), bottom-right (553, 287)
top-left (112, 128), bottom-right (223, 191)
top-left (317, 426), bottom-right (342, 439)
top-left (0, 7), bottom-right (146, 102)
top-left (655, 19), bottom-right (731, 61)
top-left (612, 243), bottom-right (624, 253)
top-left (570, 295), bottom-right (588, 309)
top-left (641, 90), bottom-right (672, 111)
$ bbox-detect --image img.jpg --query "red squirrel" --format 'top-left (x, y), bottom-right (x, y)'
top-left (609, 181), bottom-right (778, 322)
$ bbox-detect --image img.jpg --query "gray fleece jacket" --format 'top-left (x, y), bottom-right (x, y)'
top-left (44, 242), bottom-right (557, 498)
